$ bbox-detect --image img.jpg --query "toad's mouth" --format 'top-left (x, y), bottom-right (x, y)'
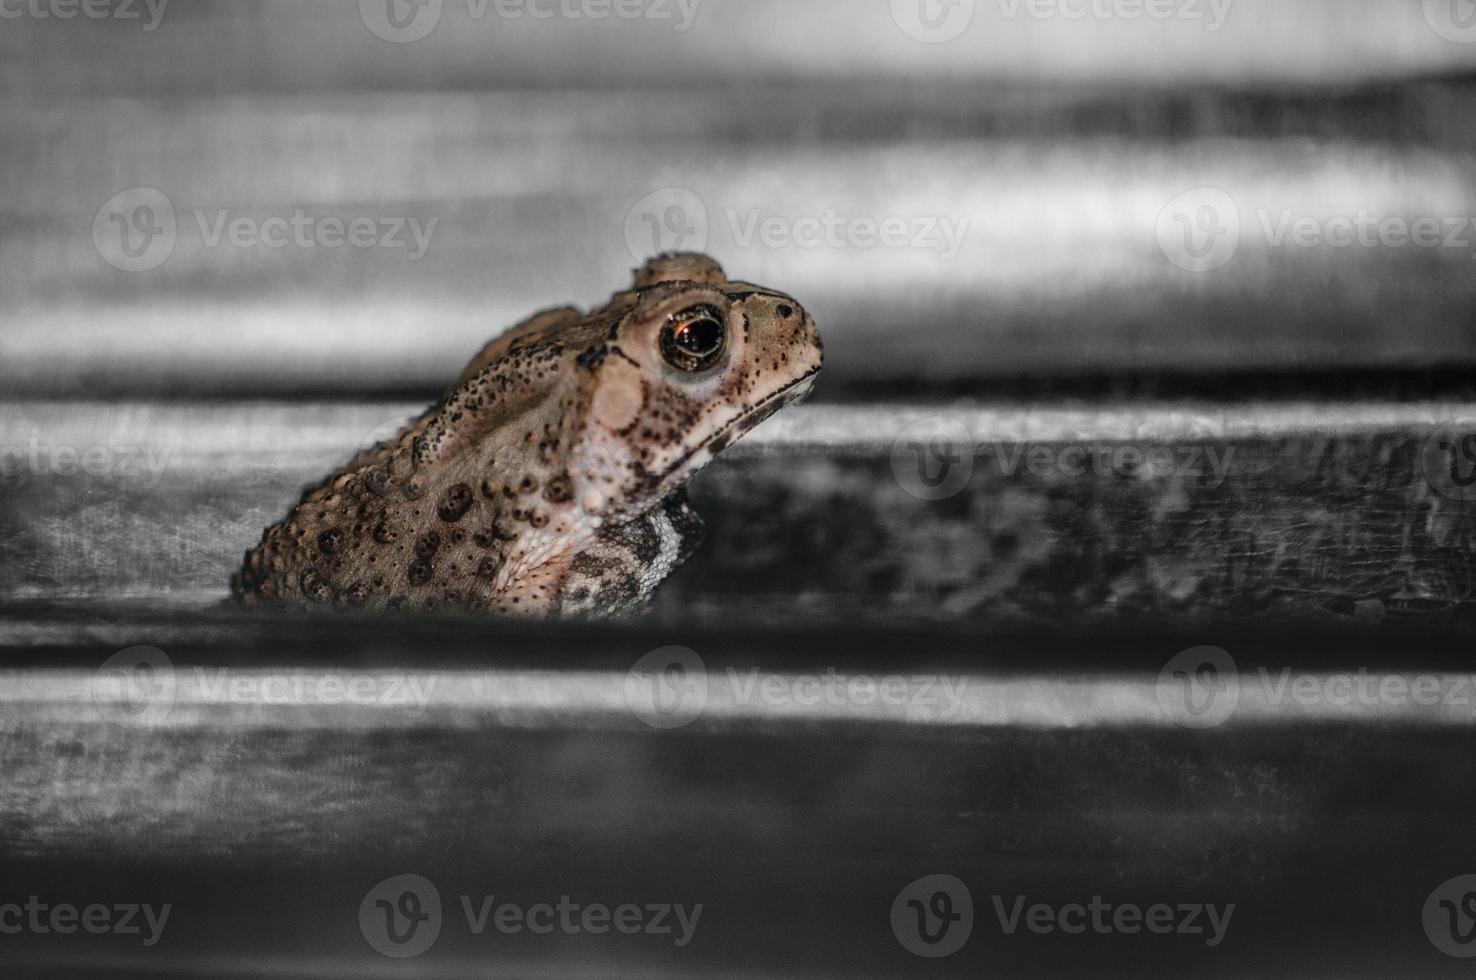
top-left (655, 368), bottom-right (820, 482)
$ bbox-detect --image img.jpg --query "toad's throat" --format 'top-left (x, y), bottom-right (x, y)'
top-left (655, 369), bottom-right (819, 483)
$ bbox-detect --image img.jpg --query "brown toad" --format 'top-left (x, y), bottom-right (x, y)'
top-left (232, 253), bottom-right (823, 617)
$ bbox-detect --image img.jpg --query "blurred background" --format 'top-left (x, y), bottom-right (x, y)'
top-left (5, 0), bottom-right (1476, 395)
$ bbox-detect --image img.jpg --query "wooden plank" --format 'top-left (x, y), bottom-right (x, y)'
top-left (0, 657), bottom-right (1474, 977)
top-left (2, 401), bottom-right (1473, 636)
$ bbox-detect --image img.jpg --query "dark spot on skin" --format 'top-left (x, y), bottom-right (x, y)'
top-left (531, 511), bottom-right (550, 529)
top-left (338, 582), bottom-right (369, 606)
top-left (373, 522), bottom-right (398, 544)
top-left (481, 479), bottom-right (499, 499)
top-left (476, 558), bottom-right (499, 580)
top-left (300, 571), bottom-right (331, 603)
top-left (408, 560), bottom-right (434, 587)
top-left (544, 475), bottom-right (574, 504)
top-left (450, 528), bottom-right (467, 545)
top-left (437, 483), bottom-right (475, 523)
top-left (363, 468), bottom-right (392, 497)
top-left (317, 528), bottom-right (344, 555)
top-left (576, 345), bottom-right (608, 370)
top-left (415, 531), bottom-right (442, 560)
top-left (777, 304), bottom-right (794, 319)
top-left (519, 475), bottom-right (540, 495)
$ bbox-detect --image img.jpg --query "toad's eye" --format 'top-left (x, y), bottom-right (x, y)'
top-left (660, 305), bottom-right (727, 373)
